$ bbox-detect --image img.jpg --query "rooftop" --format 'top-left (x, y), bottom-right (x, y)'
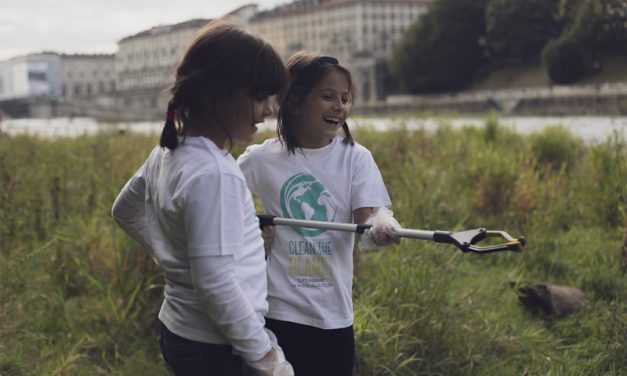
top-left (118, 18), bottom-right (210, 43)
top-left (251, 0), bottom-right (432, 20)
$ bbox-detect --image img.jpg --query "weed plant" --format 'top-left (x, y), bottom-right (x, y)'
top-left (0, 119), bottom-right (625, 375)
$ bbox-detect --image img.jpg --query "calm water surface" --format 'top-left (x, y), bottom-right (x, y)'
top-left (2, 116), bottom-right (626, 143)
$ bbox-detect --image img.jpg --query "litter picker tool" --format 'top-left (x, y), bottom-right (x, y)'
top-left (258, 215), bottom-right (525, 254)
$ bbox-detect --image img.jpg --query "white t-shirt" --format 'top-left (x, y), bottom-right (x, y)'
top-left (238, 136), bottom-right (391, 329)
top-left (112, 136), bottom-right (270, 361)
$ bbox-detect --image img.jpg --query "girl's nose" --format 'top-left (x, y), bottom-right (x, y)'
top-left (331, 98), bottom-right (342, 109)
top-left (264, 99), bottom-right (274, 117)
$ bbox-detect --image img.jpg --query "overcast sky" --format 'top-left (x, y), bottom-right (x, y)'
top-left (0, 0), bottom-right (289, 61)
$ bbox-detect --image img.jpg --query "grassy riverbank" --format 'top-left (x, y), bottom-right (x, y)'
top-left (466, 56), bottom-right (627, 92)
top-left (1, 118), bottom-right (625, 375)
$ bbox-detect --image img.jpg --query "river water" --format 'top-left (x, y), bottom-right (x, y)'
top-left (2, 116), bottom-right (626, 143)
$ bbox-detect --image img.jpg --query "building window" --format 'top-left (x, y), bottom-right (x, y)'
top-left (28, 71), bottom-right (47, 81)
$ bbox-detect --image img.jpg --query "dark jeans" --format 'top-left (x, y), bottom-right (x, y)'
top-left (158, 319), bottom-right (243, 376)
top-left (266, 317), bottom-right (355, 376)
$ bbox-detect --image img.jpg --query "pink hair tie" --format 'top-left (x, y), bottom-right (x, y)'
top-left (166, 110), bottom-right (175, 121)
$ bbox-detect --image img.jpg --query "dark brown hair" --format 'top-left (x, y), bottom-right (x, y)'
top-left (277, 51), bottom-right (354, 154)
top-left (160, 18), bottom-right (288, 150)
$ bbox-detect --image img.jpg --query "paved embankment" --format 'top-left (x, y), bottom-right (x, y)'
top-left (358, 82), bottom-right (627, 116)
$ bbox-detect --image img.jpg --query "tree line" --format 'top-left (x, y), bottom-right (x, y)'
top-left (390, 0), bottom-right (627, 93)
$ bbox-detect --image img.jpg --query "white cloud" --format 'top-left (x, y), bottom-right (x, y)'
top-left (0, 0), bottom-right (287, 60)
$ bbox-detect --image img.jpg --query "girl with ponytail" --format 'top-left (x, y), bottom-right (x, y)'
top-left (112, 18), bottom-right (293, 375)
top-left (238, 51), bottom-right (401, 375)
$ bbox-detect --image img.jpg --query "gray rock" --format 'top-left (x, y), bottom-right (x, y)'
top-left (517, 283), bottom-right (586, 317)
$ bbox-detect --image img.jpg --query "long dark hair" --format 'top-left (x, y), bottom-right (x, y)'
top-left (277, 51), bottom-right (354, 154)
top-left (160, 18), bottom-right (287, 150)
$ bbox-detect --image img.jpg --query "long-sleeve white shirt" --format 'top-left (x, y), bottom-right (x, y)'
top-left (112, 136), bottom-right (270, 362)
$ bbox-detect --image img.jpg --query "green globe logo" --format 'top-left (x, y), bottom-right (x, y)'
top-left (280, 173), bottom-right (337, 237)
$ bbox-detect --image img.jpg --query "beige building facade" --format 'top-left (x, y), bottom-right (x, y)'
top-left (60, 54), bottom-right (116, 101)
top-left (112, 1), bottom-right (430, 116)
top-left (249, 0), bottom-right (431, 102)
top-left (114, 5), bottom-right (258, 114)
top-left (115, 19), bottom-right (209, 112)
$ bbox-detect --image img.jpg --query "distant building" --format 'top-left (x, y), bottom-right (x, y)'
top-left (0, 52), bottom-right (62, 101)
top-left (111, 0), bottom-right (429, 116)
top-left (115, 19), bottom-right (209, 112)
top-left (114, 4), bottom-right (258, 113)
top-left (249, 0), bottom-right (431, 102)
top-left (0, 52), bottom-right (117, 118)
top-left (0, 52), bottom-right (115, 102)
top-left (60, 54), bottom-right (116, 101)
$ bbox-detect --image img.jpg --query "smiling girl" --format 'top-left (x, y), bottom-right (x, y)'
top-left (238, 51), bottom-right (400, 375)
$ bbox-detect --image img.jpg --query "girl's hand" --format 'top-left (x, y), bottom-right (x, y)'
top-left (358, 207), bottom-right (401, 251)
top-left (248, 346), bottom-right (294, 376)
top-left (244, 329), bottom-right (294, 376)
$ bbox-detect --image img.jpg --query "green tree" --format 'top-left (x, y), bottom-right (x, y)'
top-left (541, 37), bottom-right (586, 84)
top-left (390, 0), bottom-right (490, 93)
top-left (485, 0), bottom-right (561, 63)
top-left (570, 0), bottom-right (626, 55)
top-left (540, 0), bottom-right (626, 83)
top-left (600, 0), bottom-right (627, 54)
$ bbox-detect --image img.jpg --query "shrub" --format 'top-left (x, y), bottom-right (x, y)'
top-left (541, 38), bottom-right (586, 84)
top-left (530, 125), bottom-right (582, 174)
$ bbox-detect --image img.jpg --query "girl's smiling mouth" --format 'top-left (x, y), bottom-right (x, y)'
top-left (323, 116), bottom-right (342, 125)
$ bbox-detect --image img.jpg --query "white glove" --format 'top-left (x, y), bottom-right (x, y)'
top-left (358, 207), bottom-right (401, 251)
top-left (244, 329), bottom-right (294, 376)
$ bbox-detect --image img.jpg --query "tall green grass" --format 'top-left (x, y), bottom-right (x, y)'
top-left (0, 119), bottom-right (625, 375)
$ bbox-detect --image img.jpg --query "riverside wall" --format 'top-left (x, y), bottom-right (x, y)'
top-left (356, 83), bottom-right (627, 116)
top-left (2, 83), bottom-right (627, 120)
